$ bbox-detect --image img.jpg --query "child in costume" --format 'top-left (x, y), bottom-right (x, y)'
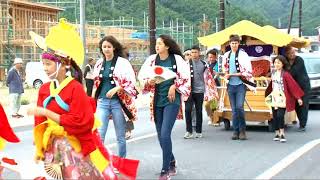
top-left (28, 19), bottom-right (138, 179)
top-left (265, 55), bottom-right (304, 142)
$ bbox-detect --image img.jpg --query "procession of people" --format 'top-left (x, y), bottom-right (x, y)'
top-left (0, 18), bottom-right (312, 180)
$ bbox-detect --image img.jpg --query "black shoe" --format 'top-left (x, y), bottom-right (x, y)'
top-left (297, 127), bottom-right (306, 132)
top-left (273, 135), bottom-right (280, 141)
top-left (280, 135), bottom-right (287, 143)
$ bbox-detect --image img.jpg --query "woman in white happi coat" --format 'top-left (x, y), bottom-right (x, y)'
top-left (93, 36), bottom-right (138, 158)
top-left (138, 35), bottom-right (190, 179)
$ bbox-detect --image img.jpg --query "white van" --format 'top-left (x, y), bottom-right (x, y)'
top-left (25, 61), bottom-right (49, 88)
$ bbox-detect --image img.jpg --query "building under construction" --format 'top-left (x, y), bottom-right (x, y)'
top-left (0, 0), bottom-right (62, 80)
top-left (0, 0), bottom-right (194, 81)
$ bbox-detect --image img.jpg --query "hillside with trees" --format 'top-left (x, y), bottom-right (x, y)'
top-left (35, 0), bottom-right (319, 36)
top-left (233, 0), bottom-right (320, 35)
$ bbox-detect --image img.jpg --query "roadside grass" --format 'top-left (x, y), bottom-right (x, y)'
top-left (0, 87), bottom-right (38, 107)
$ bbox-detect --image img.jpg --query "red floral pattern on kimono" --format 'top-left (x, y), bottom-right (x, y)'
top-left (93, 56), bottom-right (138, 121)
top-left (138, 54), bottom-right (191, 121)
top-left (204, 68), bottom-right (219, 101)
top-left (44, 137), bottom-right (104, 180)
top-left (222, 49), bottom-right (256, 91)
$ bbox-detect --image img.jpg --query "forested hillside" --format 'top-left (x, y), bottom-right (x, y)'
top-left (35, 0), bottom-right (319, 35)
top-left (233, 0), bottom-right (320, 35)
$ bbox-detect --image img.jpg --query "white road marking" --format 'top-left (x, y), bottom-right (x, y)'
top-left (256, 139), bottom-right (320, 180)
top-left (107, 132), bottom-right (157, 148)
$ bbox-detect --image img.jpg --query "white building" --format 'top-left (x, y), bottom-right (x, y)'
top-left (278, 28), bottom-right (300, 36)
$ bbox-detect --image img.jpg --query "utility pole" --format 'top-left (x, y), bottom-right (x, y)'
top-left (298, 0), bottom-right (302, 37)
top-left (278, 18), bottom-right (281, 28)
top-left (111, 0), bottom-right (114, 9)
top-left (143, 11), bottom-right (146, 32)
top-left (287, 0), bottom-right (295, 34)
top-left (219, 0), bottom-right (225, 31)
top-left (149, 0), bottom-right (156, 55)
top-left (215, 17), bottom-right (218, 32)
top-left (80, 0), bottom-right (86, 68)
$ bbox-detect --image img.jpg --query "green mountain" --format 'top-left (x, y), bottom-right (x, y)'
top-left (35, 0), bottom-right (319, 36)
top-left (232, 0), bottom-right (320, 35)
top-left (37, 0), bottom-right (267, 31)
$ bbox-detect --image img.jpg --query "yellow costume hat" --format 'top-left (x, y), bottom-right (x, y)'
top-left (29, 18), bottom-right (84, 66)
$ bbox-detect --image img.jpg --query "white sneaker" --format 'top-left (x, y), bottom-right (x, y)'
top-left (195, 133), bottom-right (202, 138)
top-left (273, 135), bottom-right (280, 141)
top-left (213, 123), bottom-right (220, 127)
top-left (184, 132), bottom-right (193, 139)
top-left (280, 135), bottom-right (287, 143)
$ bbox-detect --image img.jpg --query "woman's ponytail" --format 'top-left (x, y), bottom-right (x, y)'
top-left (69, 59), bottom-right (83, 84)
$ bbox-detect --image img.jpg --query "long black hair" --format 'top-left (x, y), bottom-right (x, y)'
top-left (99, 36), bottom-right (124, 59)
top-left (273, 55), bottom-right (290, 71)
top-left (158, 34), bottom-right (183, 57)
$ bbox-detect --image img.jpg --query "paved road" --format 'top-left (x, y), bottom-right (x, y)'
top-left (273, 143), bottom-right (320, 179)
top-left (1, 107), bottom-right (320, 179)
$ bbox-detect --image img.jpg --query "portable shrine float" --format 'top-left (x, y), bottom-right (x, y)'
top-left (198, 20), bottom-right (310, 131)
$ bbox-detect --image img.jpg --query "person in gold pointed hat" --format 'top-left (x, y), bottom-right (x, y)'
top-left (27, 19), bottom-right (120, 179)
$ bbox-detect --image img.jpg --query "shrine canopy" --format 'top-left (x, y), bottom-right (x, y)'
top-left (198, 20), bottom-right (310, 48)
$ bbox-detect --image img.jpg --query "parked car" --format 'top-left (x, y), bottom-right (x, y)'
top-left (298, 53), bottom-right (320, 105)
top-left (25, 61), bottom-right (49, 89)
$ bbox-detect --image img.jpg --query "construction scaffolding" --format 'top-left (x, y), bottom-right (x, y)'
top-left (0, 0), bottom-right (11, 79)
top-left (0, 0), bottom-right (62, 81)
top-left (33, 0), bottom-right (194, 57)
top-left (0, 0), bottom-right (194, 81)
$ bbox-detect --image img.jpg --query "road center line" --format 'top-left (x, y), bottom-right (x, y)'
top-left (107, 132), bottom-right (157, 148)
top-left (255, 138), bottom-right (320, 180)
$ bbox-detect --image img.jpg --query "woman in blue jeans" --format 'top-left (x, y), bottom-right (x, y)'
top-left (138, 35), bottom-right (191, 180)
top-left (93, 36), bottom-right (138, 157)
